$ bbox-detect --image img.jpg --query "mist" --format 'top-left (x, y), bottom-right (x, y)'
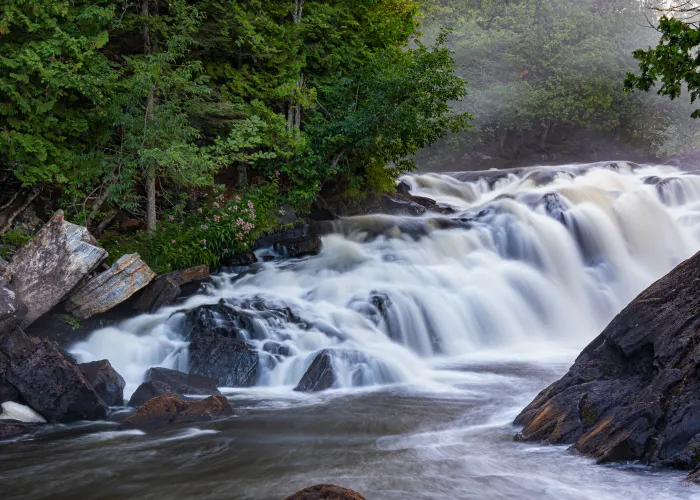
top-left (416, 0), bottom-right (700, 171)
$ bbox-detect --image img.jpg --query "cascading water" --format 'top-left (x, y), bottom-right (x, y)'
top-left (70, 162), bottom-right (700, 397)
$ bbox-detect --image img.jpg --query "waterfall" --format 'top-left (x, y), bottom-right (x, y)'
top-left (70, 162), bottom-right (700, 397)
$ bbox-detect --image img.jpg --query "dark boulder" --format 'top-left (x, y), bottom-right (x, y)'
top-left (379, 196), bottom-right (427, 216)
top-left (120, 395), bottom-right (234, 431)
top-left (145, 367), bottom-right (220, 397)
top-left (79, 360), bottom-right (126, 407)
top-left (133, 265), bottom-right (209, 313)
top-left (0, 327), bottom-right (108, 422)
top-left (515, 250), bottom-right (700, 479)
top-left (189, 335), bottom-right (258, 387)
top-left (283, 484), bottom-right (366, 500)
top-left (128, 380), bottom-right (181, 407)
top-left (295, 350), bottom-right (335, 392)
top-left (254, 226), bottom-right (321, 258)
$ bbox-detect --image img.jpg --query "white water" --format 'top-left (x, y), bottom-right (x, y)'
top-left (71, 162), bottom-right (700, 398)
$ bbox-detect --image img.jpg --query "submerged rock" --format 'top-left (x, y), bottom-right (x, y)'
top-left (145, 367), bottom-right (220, 397)
top-left (283, 484), bottom-right (366, 500)
top-left (294, 349), bottom-right (395, 392)
top-left (79, 360), bottom-right (126, 407)
top-left (0, 420), bottom-right (39, 441)
top-left (6, 210), bottom-right (107, 328)
top-left (65, 253), bottom-right (156, 319)
top-left (515, 250), bottom-right (700, 479)
top-left (0, 326), bottom-right (108, 423)
top-left (128, 381), bottom-right (181, 407)
top-left (120, 395), bottom-right (234, 431)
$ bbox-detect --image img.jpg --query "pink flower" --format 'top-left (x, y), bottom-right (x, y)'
top-left (251, 213), bottom-right (256, 220)
top-left (197, 207), bottom-right (203, 213)
top-left (213, 202), bottom-right (220, 209)
top-left (213, 215), bottom-right (220, 222)
top-left (247, 200), bottom-right (254, 209)
top-left (171, 239), bottom-right (177, 244)
top-left (234, 195), bottom-right (241, 202)
top-left (200, 224), bottom-right (208, 230)
top-left (168, 215), bottom-right (174, 222)
top-left (201, 239), bottom-right (206, 245)
top-left (236, 218), bottom-right (244, 226)
top-left (223, 248), bottom-right (229, 253)
top-left (275, 170), bottom-right (281, 177)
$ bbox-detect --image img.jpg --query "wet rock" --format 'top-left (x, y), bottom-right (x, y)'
top-left (255, 226), bottom-right (321, 258)
top-left (64, 253), bottom-right (156, 319)
top-left (0, 326), bottom-right (108, 422)
top-left (0, 420), bottom-right (39, 441)
top-left (120, 395), bottom-right (234, 431)
top-left (133, 265), bottom-right (208, 314)
top-left (189, 335), bottom-right (259, 387)
top-left (379, 196), bottom-right (427, 216)
top-left (221, 251), bottom-right (258, 268)
top-left (295, 350), bottom-right (335, 392)
top-left (6, 211), bottom-right (107, 328)
top-left (283, 484), bottom-right (366, 500)
top-left (515, 250), bottom-right (700, 470)
top-left (0, 352), bottom-right (20, 405)
top-left (128, 381), bottom-right (182, 407)
top-left (145, 367), bottom-right (220, 397)
top-left (79, 360), bottom-right (126, 407)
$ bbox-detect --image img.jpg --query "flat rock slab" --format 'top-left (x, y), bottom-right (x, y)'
top-left (65, 253), bottom-right (156, 319)
top-left (120, 395), bottom-right (234, 431)
top-left (146, 367), bottom-right (220, 397)
top-left (7, 211), bottom-right (107, 328)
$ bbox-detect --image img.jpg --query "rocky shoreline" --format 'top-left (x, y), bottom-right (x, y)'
top-left (514, 249), bottom-right (700, 483)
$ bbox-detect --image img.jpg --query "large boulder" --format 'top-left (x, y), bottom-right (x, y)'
top-left (295, 350), bottom-right (336, 392)
top-left (189, 335), bottom-right (259, 387)
top-left (79, 360), bottom-right (126, 407)
top-left (515, 250), bottom-right (700, 478)
top-left (283, 484), bottom-right (366, 500)
top-left (6, 210), bottom-right (107, 328)
top-left (0, 326), bottom-right (108, 422)
top-left (145, 367), bottom-right (220, 396)
top-left (120, 395), bottom-right (234, 431)
top-left (64, 253), bottom-right (156, 319)
top-left (128, 381), bottom-right (182, 407)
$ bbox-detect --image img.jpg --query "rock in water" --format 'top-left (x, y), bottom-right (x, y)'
top-left (295, 350), bottom-right (336, 392)
top-left (128, 381), bottom-right (182, 407)
top-left (120, 395), bottom-right (234, 431)
top-left (254, 226), bottom-right (322, 258)
top-left (133, 265), bottom-right (209, 313)
top-left (0, 327), bottom-right (108, 422)
top-left (515, 250), bottom-right (700, 476)
top-left (79, 360), bottom-right (126, 407)
top-left (188, 335), bottom-right (259, 387)
top-left (7, 210), bottom-right (107, 328)
top-left (65, 253), bottom-right (156, 319)
top-left (145, 367), bottom-right (220, 396)
top-left (283, 484), bottom-right (366, 500)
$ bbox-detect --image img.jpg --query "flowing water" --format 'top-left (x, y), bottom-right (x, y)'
top-left (3, 162), bottom-right (700, 499)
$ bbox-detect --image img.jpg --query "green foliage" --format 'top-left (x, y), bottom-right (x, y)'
top-left (2, 0), bottom-right (469, 269)
top-left (0, 228), bottom-right (32, 258)
top-left (101, 185), bottom-right (276, 273)
top-left (625, 16), bottom-right (700, 118)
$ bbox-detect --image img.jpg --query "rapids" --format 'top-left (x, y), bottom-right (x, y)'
top-left (71, 162), bottom-right (700, 396)
top-left (4, 161), bottom-right (700, 499)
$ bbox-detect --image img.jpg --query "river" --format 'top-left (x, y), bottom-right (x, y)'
top-left (2, 162), bottom-right (700, 499)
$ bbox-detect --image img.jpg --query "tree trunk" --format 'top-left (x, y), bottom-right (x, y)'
top-left (142, 0), bottom-right (157, 232)
top-left (287, 0), bottom-right (305, 135)
top-left (497, 129), bottom-right (508, 156)
top-left (539, 120), bottom-right (552, 152)
top-left (0, 188), bottom-right (41, 235)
